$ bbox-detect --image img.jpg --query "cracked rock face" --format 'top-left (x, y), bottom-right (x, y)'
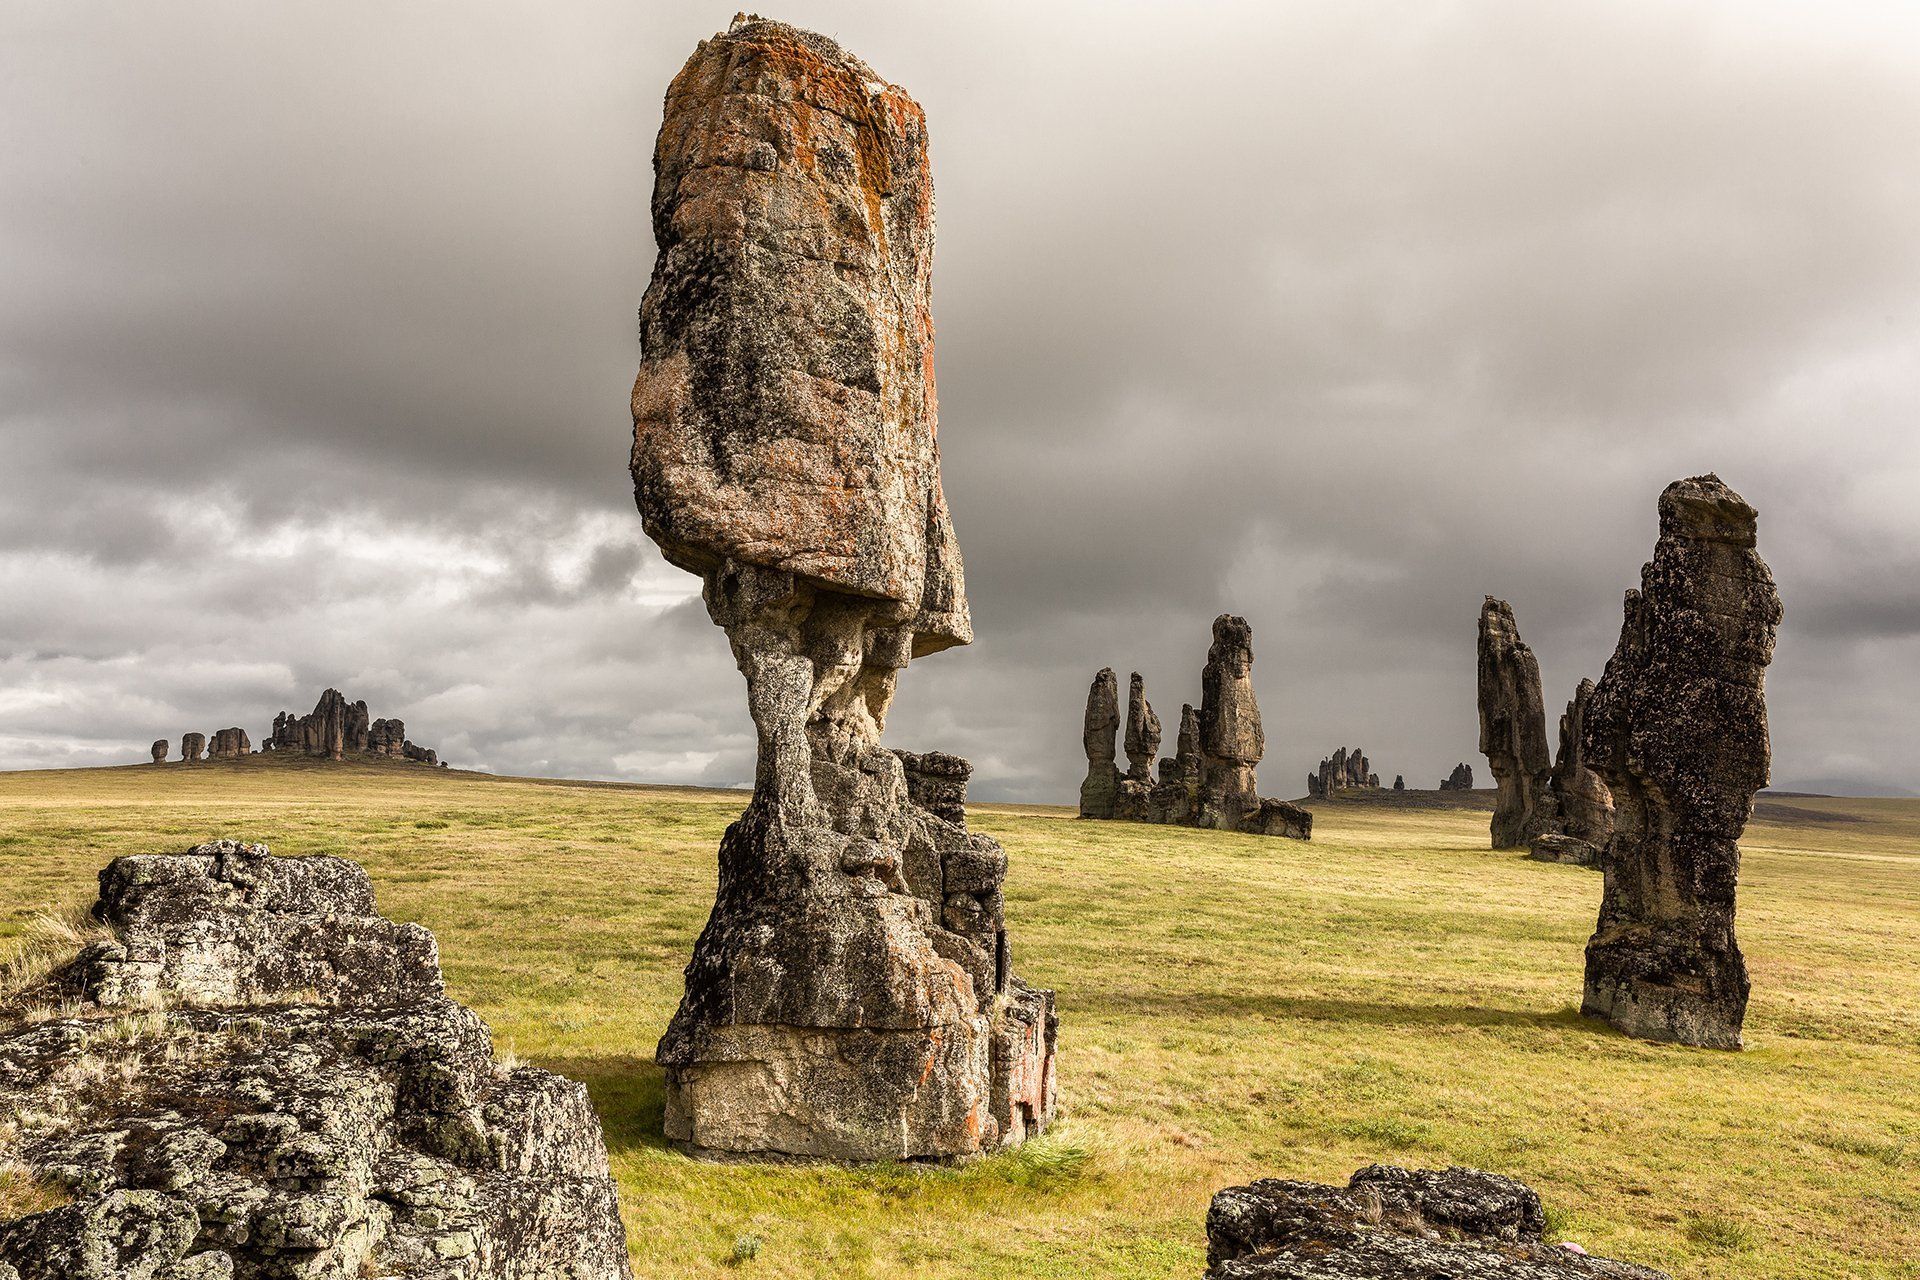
top-left (1206, 1165), bottom-right (1670, 1279)
top-left (179, 734), bottom-right (206, 764)
top-left (1550, 679), bottom-right (1615, 850)
top-left (207, 729), bottom-right (251, 760)
top-left (0, 841), bottom-right (631, 1280)
top-left (631, 17), bottom-right (1054, 1162)
top-left (1124, 674), bottom-right (1161, 783)
top-left (1478, 597), bottom-right (1556, 849)
top-left (1581, 475), bottom-right (1780, 1050)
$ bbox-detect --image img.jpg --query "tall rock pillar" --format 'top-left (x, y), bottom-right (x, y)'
top-left (631, 17), bottom-right (1055, 1160)
top-left (1581, 475), bottom-right (1779, 1049)
top-left (1477, 597), bottom-right (1555, 848)
top-left (1198, 614), bottom-right (1264, 830)
top-left (1079, 668), bottom-right (1121, 818)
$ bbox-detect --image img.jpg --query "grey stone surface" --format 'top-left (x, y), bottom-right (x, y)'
top-left (895, 749), bottom-right (972, 828)
top-left (1308, 747), bottom-right (1381, 798)
top-left (1124, 673), bottom-right (1162, 783)
top-left (1530, 833), bottom-right (1600, 868)
top-left (266, 692), bottom-right (441, 766)
top-left (0, 844), bottom-right (631, 1280)
top-left (1206, 1165), bottom-right (1670, 1279)
top-left (179, 733), bottom-right (205, 764)
top-left (1478, 597), bottom-right (1556, 848)
top-left (206, 728), bottom-right (250, 760)
top-left (1079, 668), bottom-right (1122, 819)
top-left (1551, 679), bottom-right (1616, 850)
top-left (1439, 762), bottom-right (1474, 791)
top-left (150, 740), bottom-right (168, 765)
top-left (630, 17), bottom-right (1054, 1161)
top-left (1582, 475), bottom-right (1780, 1050)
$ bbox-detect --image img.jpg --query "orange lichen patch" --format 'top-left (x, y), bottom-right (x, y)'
top-left (917, 1026), bottom-right (942, 1086)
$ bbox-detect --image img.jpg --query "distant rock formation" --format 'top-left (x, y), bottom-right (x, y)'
top-left (1439, 761), bottom-right (1474, 791)
top-left (267, 689), bottom-right (442, 766)
top-left (207, 726), bottom-right (250, 759)
top-left (1582, 475), bottom-right (1780, 1050)
top-left (1393, 774), bottom-right (1405, 790)
top-left (148, 739), bottom-right (166, 765)
top-left (178, 732), bottom-right (205, 763)
top-left (629, 17), bottom-right (1054, 1161)
top-left (1550, 678), bottom-right (1615, 849)
top-left (0, 841), bottom-right (632, 1279)
top-left (1080, 615), bottom-right (1310, 840)
top-left (1079, 668), bottom-right (1122, 819)
top-left (1205, 1164), bottom-right (1669, 1278)
top-left (1124, 673), bottom-right (1161, 781)
top-left (1307, 746), bottom-right (1381, 798)
top-left (1478, 597), bottom-right (1556, 848)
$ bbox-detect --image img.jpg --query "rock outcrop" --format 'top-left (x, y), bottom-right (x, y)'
top-left (0, 841), bottom-right (632, 1280)
top-left (1581, 475), bottom-right (1780, 1050)
top-left (1550, 679), bottom-right (1615, 850)
top-left (267, 691), bottom-right (441, 766)
top-left (179, 733), bottom-right (205, 763)
top-left (149, 739), bottom-right (167, 765)
top-left (207, 727), bottom-right (250, 760)
top-left (630, 17), bottom-right (1054, 1161)
top-left (1124, 674), bottom-right (1161, 782)
top-left (1307, 747), bottom-right (1381, 798)
top-left (1530, 833), bottom-right (1600, 868)
top-left (1392, 775), bottom-right (1405, 791)
top-left (1478, 597), bottom-right (1556, 848)
top-left (1205, 1165), bottom-right (1669, 1279)
top-left (1078, 616), bottom-right (1310, 840)
top-left (1439, 762), bottom-right (1474, 791)
top-left (895, 749), bottom-right (971, 828)
top-left (1079, 668), bottom-right (1122, 820)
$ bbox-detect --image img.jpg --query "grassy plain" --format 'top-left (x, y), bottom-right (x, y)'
top-left (0, 758), bottom-right (1916, 1278)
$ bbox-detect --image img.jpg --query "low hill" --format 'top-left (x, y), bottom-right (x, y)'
top-left (1, 763), bottom-right (1916, 1278)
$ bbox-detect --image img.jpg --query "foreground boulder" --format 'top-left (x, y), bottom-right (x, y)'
top-left (631, 17), bottom-right (1054, 1161)
top-left (0, 840), bottom-right (632, 1280)
top-left (1478, 598), bottom-right (1555, 848)
top-left (1206, 1165), bottom-right (1669, 1278)
top-left (1581, 475), bottom-right (1780, 1049)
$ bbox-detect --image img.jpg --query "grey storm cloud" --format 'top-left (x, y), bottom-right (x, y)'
top-left (4, 1), bottom-right (1919, 798)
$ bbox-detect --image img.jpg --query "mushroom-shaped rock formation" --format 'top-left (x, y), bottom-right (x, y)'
top-left (630, 16), bottom-right (1054, 1161)
top-left (1581, 475), bottom-right (1780, 1049)
top-left (0, 841), bottom-right (631, 1279)
top-left (148, 739), bottom-right (167, 765)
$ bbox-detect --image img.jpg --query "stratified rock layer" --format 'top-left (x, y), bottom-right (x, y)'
top-left (631, 17), bottom-right (1053, 1162)
top-left (1581, 475), bottom-right (1780, 1049)
top-left (1478, 598), bottom-right (1555, 848)
top-left (1079, 669), bottom-right (1122, 819)
top-left (1205, 1165), bottom-right (1669, 1279)
top-left (1551, 679), bottom-right (1615, 849)
top-left (0, 841), bottom-right (632, 1280)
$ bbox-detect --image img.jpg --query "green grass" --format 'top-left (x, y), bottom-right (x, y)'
top-left (1, 757), bottom-right (1917, 1278)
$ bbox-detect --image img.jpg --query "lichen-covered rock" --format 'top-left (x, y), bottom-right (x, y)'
top-left (1550, 679), bottom-right (1615, 850)
top-left (1478, 598), bottom-right (1556, 848)
top-left (1079, 669), bottom-right (1122, 819)
top-left (895, 749), bottom-right (971, 828)
top-left (1581, 475), bottom-right (1780, 1050)
top-left (0, 843), bottom-right (631, 1280)
top-left (179, 734), bottom-right (205, 764)
top-left (149, 740), bottom-right (168, 765)
top-left (630, 16), bottom-right (1053, 1162)
top-left (367, 718), bottom-right (405, 758)
top-left (1247, 799), bottom-right (1312, 840)
top-left (206, 728), bottom-right (250, 760)
top-left (1205, 1165), bottom-right (1669, 1279)
top-left (1440, 762), bottom-right (1474, 791)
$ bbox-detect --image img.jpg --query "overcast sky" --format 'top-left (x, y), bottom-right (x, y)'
top-left (4, 2), bottom-right (1918, 799)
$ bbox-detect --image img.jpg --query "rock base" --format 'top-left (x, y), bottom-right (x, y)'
top-left (1529, 834), bottom-right (1600, 868)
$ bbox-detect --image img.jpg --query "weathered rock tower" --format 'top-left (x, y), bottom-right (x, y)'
top-left (630, 16), bottom-right (1055, 1159)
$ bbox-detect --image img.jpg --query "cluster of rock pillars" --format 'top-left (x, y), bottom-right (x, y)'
top-left (0, 16), bottom-right (1779, 1279)
top-left (148, 688), bottom-right (444, 768)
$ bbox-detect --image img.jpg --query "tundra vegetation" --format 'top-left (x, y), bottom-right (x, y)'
top-left (1, 757), bottom-right (1916, 1278)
